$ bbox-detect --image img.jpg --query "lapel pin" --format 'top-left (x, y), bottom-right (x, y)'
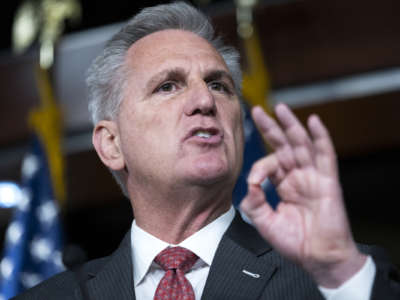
top-left (242, 269), bottom-right (261, 278)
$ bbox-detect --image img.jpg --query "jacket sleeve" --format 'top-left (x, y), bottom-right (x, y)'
top-left (362, 245), bottom-right (400, 300)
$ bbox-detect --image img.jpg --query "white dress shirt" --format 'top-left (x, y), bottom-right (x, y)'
top-left (131, 206), bottom-right (235, 300)
top-left (130, 206), bottom-right (375, 300)
top-left (319, 256), bottom-right (376, 300)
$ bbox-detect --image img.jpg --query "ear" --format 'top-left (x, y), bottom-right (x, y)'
top-left (92, 120), bottom-right (125, 171)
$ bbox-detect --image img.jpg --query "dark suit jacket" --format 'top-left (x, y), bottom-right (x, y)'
top-left (13, 213), bottom-right (400, 300)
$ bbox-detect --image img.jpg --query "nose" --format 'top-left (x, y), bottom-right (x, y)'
top-left (184, 81), bottom-right (216, 117)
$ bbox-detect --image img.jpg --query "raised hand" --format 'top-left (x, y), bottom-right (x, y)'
top-left (240, 103), bottom-right (366, 288)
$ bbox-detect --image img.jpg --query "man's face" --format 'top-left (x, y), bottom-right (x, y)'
top-left (116, 29), bottom-right (244, 190)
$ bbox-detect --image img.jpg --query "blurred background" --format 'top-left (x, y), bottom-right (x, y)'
top-left (0, 0), bottom-right (399, 296)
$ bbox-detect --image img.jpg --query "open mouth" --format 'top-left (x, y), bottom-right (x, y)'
top-left (185, 127), bottom-right (222, 144)
top-left (193, 128), bottom-right (218, 139)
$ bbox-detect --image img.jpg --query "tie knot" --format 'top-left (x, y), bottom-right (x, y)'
top-left (154, 246), bottom-right (198, 273)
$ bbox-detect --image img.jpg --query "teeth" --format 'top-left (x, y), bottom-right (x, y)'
top-left (195, 131), bottom-right (212, 138)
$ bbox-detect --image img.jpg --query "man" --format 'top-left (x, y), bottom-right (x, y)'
top-left (14, 2), bottom-right (399, 299)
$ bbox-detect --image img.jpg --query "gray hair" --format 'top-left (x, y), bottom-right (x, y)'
top-left (86, 1), bottom-right (243, 195)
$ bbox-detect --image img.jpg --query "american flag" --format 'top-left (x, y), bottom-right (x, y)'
top-left (0, 138), bottom-right (65, 298)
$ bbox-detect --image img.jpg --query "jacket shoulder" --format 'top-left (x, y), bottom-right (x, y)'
top-left (12, 256), bottom-right (110, 300)
top-left (11, 270), bottom-right (77, 300)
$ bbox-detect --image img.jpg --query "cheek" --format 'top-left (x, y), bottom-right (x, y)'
top-left (119, 106), bottom-right (158, 153)
top-left (131, 105), bottom-right (179, 155)
top-left (120, 112), bottom-right (174, 173)
top-left (125, 103), bottom-right (164, 132)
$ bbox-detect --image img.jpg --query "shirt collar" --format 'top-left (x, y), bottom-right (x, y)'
top-left (131, 206), bottom-right (235, 286)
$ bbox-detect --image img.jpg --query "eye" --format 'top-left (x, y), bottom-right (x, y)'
top-left (155, 81), bottom-right (178, 93)
top-left (208, 81), bottom-right (231, 94)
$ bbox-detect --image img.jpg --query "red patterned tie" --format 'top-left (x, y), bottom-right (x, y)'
top-left (153, 246), bottom-right (198, 300)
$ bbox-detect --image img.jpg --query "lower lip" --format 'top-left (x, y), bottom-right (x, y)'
top-left (187, 134), bottom-right (222, 145)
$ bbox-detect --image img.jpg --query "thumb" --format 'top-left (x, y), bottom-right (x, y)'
top-left (240, 184), bottom-right (274, 227)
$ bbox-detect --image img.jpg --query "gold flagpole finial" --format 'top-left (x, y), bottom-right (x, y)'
top-left (39, 0), bottom-right (81, 69)
top-left (12, 0), bottom-right (41, 55)
top-left (12, 0), bottom-right (81, 69)
top-left (235, 0), bottom-right (258, 38)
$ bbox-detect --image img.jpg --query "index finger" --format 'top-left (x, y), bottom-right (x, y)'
top-left (252, 105), bottom-right (296, 171)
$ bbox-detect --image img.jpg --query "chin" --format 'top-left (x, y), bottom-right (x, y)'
top-left (185, 161), bottom-right (233, 186)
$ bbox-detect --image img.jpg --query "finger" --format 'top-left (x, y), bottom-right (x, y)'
top-left (251, 106), bottom-right (296, 171)
top-left (275, 103), bottom-right (314, 168)
top-left (251, 106), bottom-right (286, 149)
top-left (240, 184), bottom-right (275, 229)
top-left (308, 115), bottom-right (338, 176)
top-left (247, 154), bottom-right (282, 186)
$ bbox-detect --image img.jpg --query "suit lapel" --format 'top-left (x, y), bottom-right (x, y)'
top-left (83, 233), bottom-right (135, 300)
top-left (201, 212), bottom-right (278, 300)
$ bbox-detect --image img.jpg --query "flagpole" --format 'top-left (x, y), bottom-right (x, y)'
top-left (235, 0), bottom-right (273, 116)
top-left (12, 0), bottom-right (81, 207)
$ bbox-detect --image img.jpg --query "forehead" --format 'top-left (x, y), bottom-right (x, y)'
top-left (125, 29), bottom-right (228, 72)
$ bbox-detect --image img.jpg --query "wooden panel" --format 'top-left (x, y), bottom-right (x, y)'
top-left (213, 0), bottom-right (400, 86)
top-left (0, 54), bottom-right (39, 146)
top-left (293, 92), bottom-right (400, 157)
top-left (65, 150), bottom-right (123, 210)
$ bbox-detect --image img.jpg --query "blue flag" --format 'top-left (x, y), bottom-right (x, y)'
top-left (0, 136), bottom-right (65, 299)
top-left (233, 103), bottom-right (280, 209)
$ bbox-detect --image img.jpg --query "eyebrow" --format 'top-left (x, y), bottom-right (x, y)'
top-left (146, 68), bottom-right (187, 92)
top-left (204, 70), bottom-right (235, 88)
top-left (145, 68), bottom-right (236, 92)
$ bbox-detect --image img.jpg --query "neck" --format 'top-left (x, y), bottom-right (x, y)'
top-left (128, 180), bottom-right (233, 244)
